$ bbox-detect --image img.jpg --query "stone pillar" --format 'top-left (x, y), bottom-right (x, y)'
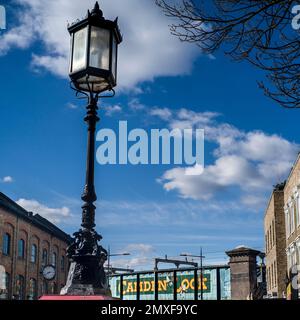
top-left (226, 246), bottom-right (260, 300)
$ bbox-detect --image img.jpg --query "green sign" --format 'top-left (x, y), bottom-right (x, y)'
top-left (116, 273), bottom-right (211, 296)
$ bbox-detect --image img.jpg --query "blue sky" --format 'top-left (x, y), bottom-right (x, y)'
top-left (0, 0), bottom-right (300, 270)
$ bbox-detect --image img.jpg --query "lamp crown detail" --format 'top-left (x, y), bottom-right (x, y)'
top-left (90, 1), bottom-right (103, 18)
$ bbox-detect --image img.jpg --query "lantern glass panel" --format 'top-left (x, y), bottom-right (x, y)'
top-left (72, 27), bottom-right (88, 72)
top-left (89, 26), bottom-right (110, 70)
top-left (111, 34), bottom-right (117, 80)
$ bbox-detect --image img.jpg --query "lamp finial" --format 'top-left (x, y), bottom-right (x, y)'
top-left (91, 1), bottom-right (103, 18)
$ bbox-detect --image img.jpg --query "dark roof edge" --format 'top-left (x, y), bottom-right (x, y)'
top-left (0, 192), bottom-right (72, 244)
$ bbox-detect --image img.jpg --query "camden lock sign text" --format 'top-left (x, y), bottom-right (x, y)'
top-left (117, 273), bottom-right (211, 296)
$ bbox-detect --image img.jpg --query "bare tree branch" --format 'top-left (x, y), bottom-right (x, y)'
top-left (156, 0), bottom-right (300, 108)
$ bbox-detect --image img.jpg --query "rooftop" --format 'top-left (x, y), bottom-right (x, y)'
top-left (0, 192), bottom-right (72, 244)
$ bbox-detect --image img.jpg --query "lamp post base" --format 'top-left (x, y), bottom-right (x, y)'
top-left (60, 254), bottom-right (110, 296)
top-left (60, 284), bottom-right (111, 296)
top-left (61, 228), bottom-right (110, 296)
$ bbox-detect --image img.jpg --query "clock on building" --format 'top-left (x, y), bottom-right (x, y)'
top-left (42, 265), bottom-right (56, 281)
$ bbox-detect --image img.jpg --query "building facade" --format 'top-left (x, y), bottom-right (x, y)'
top-left (264, 183), bottom-right (287, 298)
top-left (283, 154), bottom-right (300, 295)
top-left (0, 192), bottom-right (71, 300)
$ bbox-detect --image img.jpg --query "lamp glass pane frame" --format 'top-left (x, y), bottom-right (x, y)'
top-left (69, 19), bottom-right (120, 93)
top-left (71, 26), bottom-right (88, 73)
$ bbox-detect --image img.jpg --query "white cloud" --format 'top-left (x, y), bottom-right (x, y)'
top-left (95, 198), bottom-right (252, 227)
top-left (1, 0), bottom-right (199, 91)
top-left (162, 155), bottom-right (262, 201)
top-left (109, 243), bottom-right (155, 270)
top-left (66, 102), bottom-right (78, 109)
top-left (31, 54), bottom-right (68, 77)
top-left (16, 198), bottom-right (72, 224)
top-left (123, 243), bottom-right (154, 255)
top-left (146, 106), bottom-right (299, 206)
top-left (240, 195), bottom-right (268, 208)
top-left (1, 176), bottom-right (14, 183)
top-left (105, 104), bottom-right (122, 116)
top-left (0, 12), bottom-right (36, 55)
top-left (128, 98), bottom-right (146, 111)
top-left (150, 107), bottom-right (172, 121)
top-left (110, 256), bottom-right (153, 270)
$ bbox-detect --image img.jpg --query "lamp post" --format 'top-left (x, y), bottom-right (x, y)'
top-left (180, 248), bottom-right (205, 300)
top-left (61, 2), bottom-right (122, 296)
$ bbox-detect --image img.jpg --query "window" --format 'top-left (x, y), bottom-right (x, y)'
top-left (290, 204), bottom-right (295, 234)
top-left (270, 264), bottom-right (273, 289)
top-left (273, 263), bottom-right (276, 288)
top-left (18, 239), bottom-right (25, 259)
top-left (30, 244), bottom-right (37, 263)
top-left (51, 282), bottom-right (57, 294)
top-left (5, 273), bottom-right (10, 298)
top-left (287, 252), bottom-right (292, 270)
top-left (292, 249), bottom-right (297, 267)
top-left (2, 233), bottom-right (11, 255)
top-left (272, 220), bottom-right (275, 246)
top-left (42, 280), bottom-right (48, 295)
top-left (16, 275), bottom-right (25, 300)
top-left (285, 209), bottom-right (291, 238)
top-left (267, 268), bottom-right (270, 291)
top-left (42, 249), bottom-right (48, 265)
top-left (52, 252), bottom-right (57, 267)
top-left (61, 256), bottom-right (65, 271)
top-left (274, 262), bottom-right (277, 287)
top-left (29, 278), bottom-right (37, 300)
top-left (297, 196), bottom-right (300, 227)
top-left (295, 195), bottom-right (299, 227)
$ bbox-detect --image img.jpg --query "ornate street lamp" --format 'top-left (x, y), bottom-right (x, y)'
top-left (69, 1), bottom-right (122, 93)
top-left (61, 2), bottom-right (122, 296)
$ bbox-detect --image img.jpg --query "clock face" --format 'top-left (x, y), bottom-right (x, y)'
top-left (42, 265), bottom-right (56, 280)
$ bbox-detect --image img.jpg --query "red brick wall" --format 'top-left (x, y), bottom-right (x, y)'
top-left (0, 207), bottom-right (69, 299)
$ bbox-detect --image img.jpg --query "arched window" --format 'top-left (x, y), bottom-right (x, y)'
top-left (2, 233), bottom-right (11, 255)
top-left (51, 282), bottom-right (57, 294)
top-left (5, 273), bottom-right (10, 299)
top-left (52, 252), bottom-right (57, 267)
top-left (61, 256), bottom-right (65, 271)
top-left (42, 280), bottom-right (48, 295)
top-left (16, 275), bottom-right (25, 300)
top-left (42, 249), bottom-right (48, 265)
top-left (30, 244), bottom-right (37, 263)
top-left (29, 278), bottom-right (37, 300)
top-left (18, 239), bottom-right (25, 259)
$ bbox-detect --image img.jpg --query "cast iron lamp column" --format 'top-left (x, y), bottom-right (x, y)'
top-left (61, 91), bottom-right (108, 296)
top-left (61, 2), bottom-right (122, 296)
top-left (81, 93), bottom-right (99, 231)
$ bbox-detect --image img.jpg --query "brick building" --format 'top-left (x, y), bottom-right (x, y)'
top-left (264, 182), bottom-right (287, 298)
top-left (0, 192), bottom-right (71, 300)
top-left (283, 154), bottom-right (300, 295)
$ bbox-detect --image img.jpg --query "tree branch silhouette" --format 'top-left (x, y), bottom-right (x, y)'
top-left (156, 0), bottom-right (300, 108)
